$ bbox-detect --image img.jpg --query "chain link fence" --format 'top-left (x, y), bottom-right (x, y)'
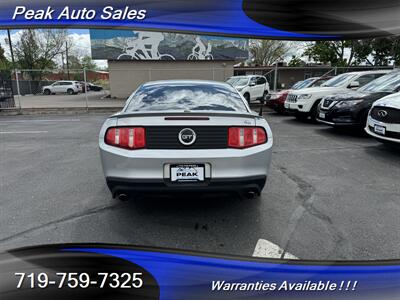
top-left (234, 65), bottom-right (397, 91)
top-left (0, 65), bottom-right (397, 111)
top-left (0, 68), bottom-right (113, 110)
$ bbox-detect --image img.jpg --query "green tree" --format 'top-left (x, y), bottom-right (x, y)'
top-left (304, 37), bottom-right (400, 67)
top-left (81, 55), bottom-right (97, 70)
top-left (288, 55), bottom-right (304, 67)
top-left (0, 45), bottom-right (10, 69)
top-left (67, 55), bottom-right (82, 70)
top-left (14, 29), bottom-right (67, 79)
top-left (250, 40), bottom-right (290, 66)
top-left (303, 41), bottom-right (357, 67)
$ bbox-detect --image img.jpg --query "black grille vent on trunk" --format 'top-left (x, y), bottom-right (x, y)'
top-left (146, 126), bottom-right (228, 149)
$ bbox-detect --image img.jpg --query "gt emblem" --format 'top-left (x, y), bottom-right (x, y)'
top-left (178, 128), bottom-right (196, 146)
top-left (378, 110), bottom-right (388, 118)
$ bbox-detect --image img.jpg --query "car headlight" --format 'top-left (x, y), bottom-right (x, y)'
top-left (335, 99), bottom-right (363, 108)
top-left (269, 94), bottom-right (280, 100)
top-left (297, 94), bottom-right (312, 100)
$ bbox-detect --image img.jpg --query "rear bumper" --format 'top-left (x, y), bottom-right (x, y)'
top-left (100, 143), bottom-right (272, 180)
top-left (106, 175), bottom-right (267, 196)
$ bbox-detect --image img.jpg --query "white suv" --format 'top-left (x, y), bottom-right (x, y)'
top-left (284, 70), bottom-right (389, 120)
top-left (365, 92), bottom-right (400, 145)
top-left (226, 75), bottom-right (270, 103)
top-left (42, 81), bottom-right (81, 95)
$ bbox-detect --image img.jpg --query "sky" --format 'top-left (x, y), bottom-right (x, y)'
top-left (0, 28), bottom-right (108, 69)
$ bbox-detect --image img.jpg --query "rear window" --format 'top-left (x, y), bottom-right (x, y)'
top-left (125, 83), bottom-right (249, 112)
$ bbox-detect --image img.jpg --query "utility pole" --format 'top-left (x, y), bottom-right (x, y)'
top-left (65, 41), bottom-right (70, 80)
top-left (7, 29), bottom-right (15, 67)
top-left (61, 52), bottom-right (65, 79)
top-left (6, 29), bottom-right (21, 110)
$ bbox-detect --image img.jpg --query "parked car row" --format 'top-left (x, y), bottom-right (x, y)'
top-left (262, 69), bottom-right (400, 146)
top-left (42, 80), bottom-right (103, 95)
top-left (266, 76), bottom-right (333, 114)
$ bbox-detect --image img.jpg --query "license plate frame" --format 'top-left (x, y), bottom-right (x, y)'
top-left (374, 125), bottom-right (386, 135)
top-left (170, 164), bottom-right (205, 182)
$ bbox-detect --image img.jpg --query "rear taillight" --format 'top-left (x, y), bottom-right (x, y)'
top-left (228, 127), bottom-right (267, 148)
top-left (105, 127), bottom-right (146, 150)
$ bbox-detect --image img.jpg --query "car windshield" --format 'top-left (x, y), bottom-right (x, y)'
top-left (125, 83), bottom-right (249, 112)
top-left (293, 78), bottom-right (315, 89)
top-left (321, 73), bottom-right (357, 87)
top-left (226, 77), bottom-right (250, 86)
top-left (311, 77), bottom-right (330, 87)
top-left (358, 73), bottom-right (400, 93)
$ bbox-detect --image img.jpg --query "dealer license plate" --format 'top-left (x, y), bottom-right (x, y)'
top-left (170, 164), bottom-right (205, 182)
top-left (319, 112), bottom-right (326, 119)
top-left (374, 125), bottom-right (386, 135)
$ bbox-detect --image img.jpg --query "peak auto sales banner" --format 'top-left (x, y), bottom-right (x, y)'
top-left (0, 0), bottom-right (399, 39)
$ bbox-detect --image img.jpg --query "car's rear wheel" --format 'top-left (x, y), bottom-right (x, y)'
top-left (43, 89), bottom-right (51, 95)
top-left (67, 89), bottom-right (74, 95)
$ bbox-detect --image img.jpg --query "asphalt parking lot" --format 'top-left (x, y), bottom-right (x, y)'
top-left (0, 110), bottom-right (399, 260)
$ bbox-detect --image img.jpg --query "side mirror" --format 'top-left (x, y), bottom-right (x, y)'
top-left (349, 81), bottom-right (360, 89)
top-left (249, 82), bottom-right (256, 87)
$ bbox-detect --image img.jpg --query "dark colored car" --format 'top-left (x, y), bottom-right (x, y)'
top-left (266, 76), bottom-right (332, 114)
top-left (317, 71), bottom-right (400, 129)
top-left (88, 83), bottom-right (103, 91)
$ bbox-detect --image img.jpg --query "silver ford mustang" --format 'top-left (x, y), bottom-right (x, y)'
top-left (99, 80), bottom-right (273, 199)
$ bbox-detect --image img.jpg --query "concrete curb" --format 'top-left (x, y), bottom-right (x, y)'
top-left (0, 107), bottom-right (122, 116)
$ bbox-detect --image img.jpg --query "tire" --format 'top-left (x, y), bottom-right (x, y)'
top-left (356, 110), bottom-right (370, 135)
top-left (243, 93), bottom-right (250, 104)
top-left (67, 89), bottom-right (74, 95)
top-left (43, 89), bottom-right (51, 95)
top-left (309, 100), bottom-right (321, 122)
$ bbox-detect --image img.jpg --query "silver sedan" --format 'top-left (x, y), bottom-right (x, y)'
top-left (99, 80), bottom-right (273, 199)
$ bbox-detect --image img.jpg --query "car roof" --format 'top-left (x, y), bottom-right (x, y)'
top-left (230, 75), bottom-right (262, 78)
top-left (142, 79), bottom-right (233, 88)
top-left (342, 70), bottom-right (391, 75)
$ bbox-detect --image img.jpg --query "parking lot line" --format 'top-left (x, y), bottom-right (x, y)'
top-left (0, 131), bottom-right (48, 134)
top-left (253, 239), bottom-right (298, 259)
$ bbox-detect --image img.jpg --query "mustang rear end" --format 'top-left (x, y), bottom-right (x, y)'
top-left (99, 80), bottom-right (273, 198)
